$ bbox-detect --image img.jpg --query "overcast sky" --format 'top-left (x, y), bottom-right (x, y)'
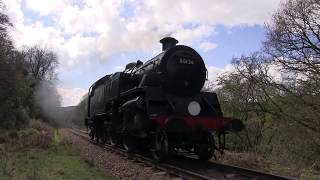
top-left (3, 0), bottom-right (284, 106)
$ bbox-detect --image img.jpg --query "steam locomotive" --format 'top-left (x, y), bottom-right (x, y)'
top-left (85, 37), bottom-right (243, 161)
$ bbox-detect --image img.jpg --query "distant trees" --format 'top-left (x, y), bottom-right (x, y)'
top-left (55, 94), bottom-right (88, 128)
top-left (217, 0), bottom-right (320, 169)
top-left (71, 94), bottom-right (88, 128)
top-left (0, 1), bottom-right (60, 128)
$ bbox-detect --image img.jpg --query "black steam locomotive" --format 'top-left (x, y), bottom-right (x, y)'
top-left (85, 37), bottom-right (243, 161)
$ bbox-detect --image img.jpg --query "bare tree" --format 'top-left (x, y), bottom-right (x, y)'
top-left (265, 0), bottom-right (320, 82)
top-left (263, 0), bottom-right (320, 133)
top-left (25, 46), bottom-right (58, 82)
top-left (0, 1), bottom-right (13, 59)
top-left (0, 1), bottom-right (12, 35)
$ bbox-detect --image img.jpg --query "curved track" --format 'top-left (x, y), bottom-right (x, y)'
top-left (69, 128), bottom-right (295, 180)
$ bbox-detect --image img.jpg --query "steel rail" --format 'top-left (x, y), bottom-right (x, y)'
top-left (69, 128), bottom-right (295, 180)
top-left (69, 128), bottom-right (210, 179)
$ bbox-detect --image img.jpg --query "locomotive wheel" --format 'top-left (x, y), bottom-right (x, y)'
top-left (95, 132), bottom-right (101, 143)
top-left (89, 129), bottom-right (94, 141)
top-left (109, 134), bottom-right (117, 147)
top-left (195, 134), bottom-right (214, 161)
top-left (122, 133), bottom-right (136, 152)
top-left (151, 130), bottom-right (169, 162)
top-left (101, 131), bottom-right (108, 144)
top-left (108, 128), bottom-right (118, 147)
top-left (95, 128), bottom-right (104, 143)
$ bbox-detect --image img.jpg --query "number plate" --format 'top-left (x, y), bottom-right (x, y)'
top-left (179, 57), bottom-right (194, 65)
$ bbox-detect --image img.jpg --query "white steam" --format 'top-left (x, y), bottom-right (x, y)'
top-left (34, 81), bottom-right (61, 123)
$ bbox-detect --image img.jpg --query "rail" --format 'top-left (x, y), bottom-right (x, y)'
top-left (69, 128), bottom-right (295, 180)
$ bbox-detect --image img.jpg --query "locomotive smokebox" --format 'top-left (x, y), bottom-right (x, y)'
top-left (160, 37), bottom-right (178, 51)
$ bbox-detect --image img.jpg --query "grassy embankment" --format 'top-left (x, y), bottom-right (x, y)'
top-left (0, 121), bottom-right (113, 180)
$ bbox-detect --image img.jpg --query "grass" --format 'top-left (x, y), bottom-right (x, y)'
top-left (0, 128), bottom-right (113, 180)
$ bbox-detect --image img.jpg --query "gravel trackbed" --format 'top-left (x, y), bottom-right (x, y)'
top-left (60, 129), bottom-right (173, 180)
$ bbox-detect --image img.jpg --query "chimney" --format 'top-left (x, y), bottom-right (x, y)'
top-left (160, 37), bottom-right (178, 51)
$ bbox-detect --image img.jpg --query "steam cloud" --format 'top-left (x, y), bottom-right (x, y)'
top-left (34, 81), bottom-right (62, 124)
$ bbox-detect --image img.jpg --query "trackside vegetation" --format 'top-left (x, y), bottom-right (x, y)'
top-left (213, 0), bottom-right (320, 178)
top-left (0, 122), bottom-right (113, 180)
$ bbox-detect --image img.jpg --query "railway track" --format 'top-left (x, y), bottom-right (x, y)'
top-left (69, 128), bottom-right (295, 180)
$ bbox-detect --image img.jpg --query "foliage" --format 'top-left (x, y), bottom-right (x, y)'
top-left (0, 127), bottom-right (112, 180)
top-left (0, 1), bottom-right (61, 129)
top-left (217, 0), bottom-right (320, 172)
